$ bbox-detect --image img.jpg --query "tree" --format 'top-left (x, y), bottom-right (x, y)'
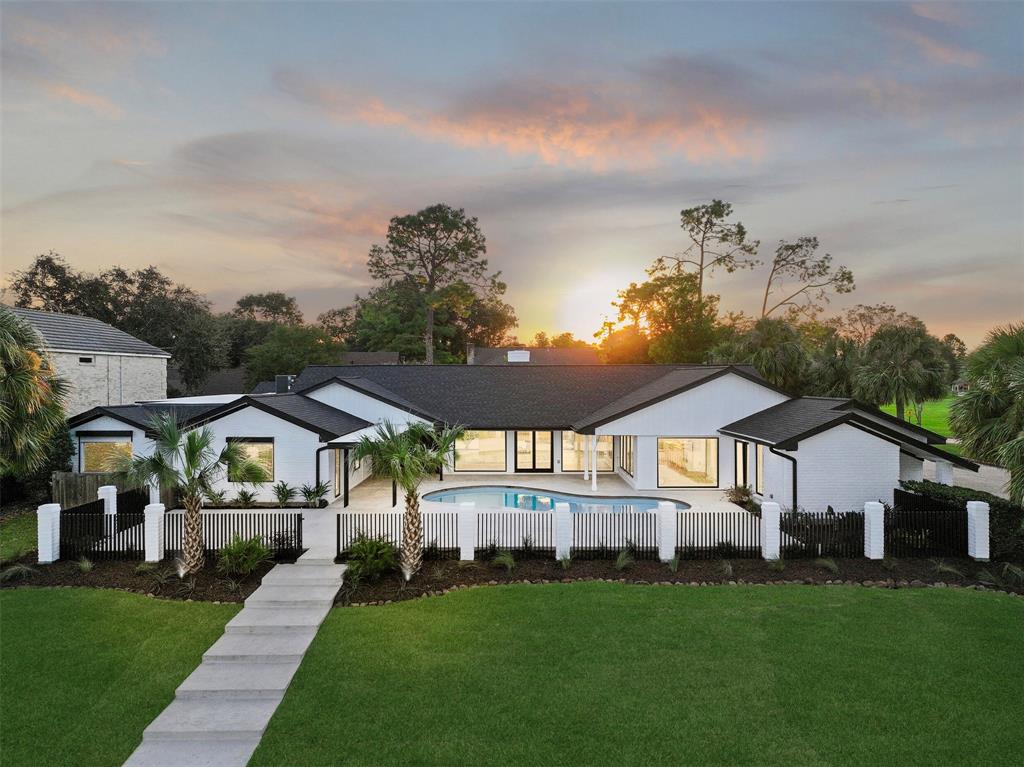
top-left (831, 303), bottom-right (920, 346)
top-left (654, 200), bottom-right (759, 302)
top-left (940, 333), bottom-right (968, 385)
top-left (760, 237), bottom-right (855, 320)
top-left (243, 325), bottom-right (344, 389)
top-left (854, 325), bottom-right (949, 421)
top-left (366, 204), bottom-right (495, 364)
top-left (317, 307), bottom-right (355, 344)
top-left (549, 332), bottom-right (593, 349)
top-left (597, 324), bottom-right (650, 364)
top-left (116, 414), bottom-right (267, 574)
top-left (710, 317), bottom-right (809, 393)
top-left (0, 307), bottom-right (70, 476)
top-left (232, 292), bottom-right (303, 325)
top-left (173, 313), bottom-right (227, 394)
top-left (351, 421), bottom-right (463, 579)
top-left (949, 324), bottom-right (1024, 504)
top-left (807, 332), bottom-right (861, 397)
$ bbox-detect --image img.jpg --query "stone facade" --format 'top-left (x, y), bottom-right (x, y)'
top-left (52, 351), bottom-right (167, 415)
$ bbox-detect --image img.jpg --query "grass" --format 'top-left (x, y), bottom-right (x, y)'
top-left (252, 583), bottom-right (1023, 767)
top-left (0, 588), bottom-right (238, 766)
top-left (881, 397), bottom-right (952, 437)
top-left (0, 512), bottom-right (37, 562)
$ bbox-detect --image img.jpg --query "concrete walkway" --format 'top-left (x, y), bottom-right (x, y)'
top-left (124, 553), bottom-right (344, 767)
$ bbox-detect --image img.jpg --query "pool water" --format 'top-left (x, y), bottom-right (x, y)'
top-left (423, 486), bottom-right (689, 513)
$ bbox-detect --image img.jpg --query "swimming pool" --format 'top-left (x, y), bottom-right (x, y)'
top-left (423, 486), bottom-right (689, 513)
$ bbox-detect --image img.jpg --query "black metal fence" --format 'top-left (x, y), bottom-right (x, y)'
top-left (885, 507), bottom-right (967, 557)
top-left (60, 507), bottom-right (145, 560)
top-left (336, 512), bottom-right (404, 557)
top-left (676, 511), bottom-right (762, 559)
top-left (571, 512), bottom-right (658, 559)
top-left (780, 510), bottom-right (865, 558)
top-left (165, 511), bottom-right (304, 559)
top-left (116, 488), bottom-right (149, 533)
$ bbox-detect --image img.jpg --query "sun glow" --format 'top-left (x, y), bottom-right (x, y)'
top-left (553, 269), bottom-right (640, 342)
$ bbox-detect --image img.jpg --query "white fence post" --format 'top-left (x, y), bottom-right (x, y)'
top-left (863, 501), bottom-right (885, 559)
top-left (98, 485), bottom-right (117, 536)
top-left (554, 502), bottom-right (572, 559)
top-left (761, 502), bottom-right (781, 560)
top-left (457, 502), bottom-right (476, 561)
top-left (144, 503), bottom-right (166, 563)
top-left (148, 481), bottom-right (160, 505)
top-left (966, 501), bottom-right (990, 561)
top-left (36, 503), bottom-right (61, 564)
top-left (657, 501), bottom-right (677, 562)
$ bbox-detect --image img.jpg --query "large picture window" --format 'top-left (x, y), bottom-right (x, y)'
top-left (561, 432), bottom-right (613, 472)
top-left (454, 430), bottom-right (506, 471)
top-left (619, 436), bottom-right (636, 477)
top-left (81, 441), bottom-right (132, 472)
top-left (755, 445), bottom-right (764, 495)
top-left (657, 437), bottom-right (719, 488)
top-left (228, 438), bottom-right (275, 482)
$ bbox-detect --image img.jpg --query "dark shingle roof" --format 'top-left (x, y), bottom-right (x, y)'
top-left (68, 402), bottom-right (222, 431)
top-left (250, 380), bottom-right (276, 394)
top-left (470, 347), bottom-right (600, 365)
top-left (246, 394), bottom-right (371, 440)
top-left (719, 398), bottom-right (851, 445)
top-left (294, 364), bottom-right (769, 430)
top-left (6, 306), bottom-right (170, 357)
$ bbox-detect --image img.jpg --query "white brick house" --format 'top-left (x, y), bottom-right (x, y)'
top-left (7, 306), bottom-right (169, 416)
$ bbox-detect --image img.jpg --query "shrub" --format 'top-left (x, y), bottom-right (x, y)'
top-left (719, 560), bottom-right (734, 578)
top-left (767, 557), bottom-right (785, 572)
top-left (881, 557), bottom-right (899, 573)
top-left (234, 488), bottom-right (258, 507)
top-left (667, 556), bottom-right (680, 573)
top-left (76, 556), bottom-right (94, 573)
top-left (134, 562), bottom-right (158, 575)
top-left (815, 557), bottom-right (839, 575)
top-left (930, 558), bottom-right (965, 579)
top-left (713, 541), bottom-right (737, 558)
top-left (0, 563), bottom-right (36, 582)
top-left (272, 481), bottom-right (296, 507)
top-left (492, 550), bottom-right (515, 572)
top-left (614, 549), bottom-right (635, 571)
top-left (558, 556), bottom-right (572, 571)
top-left (899, 479), bottom-right (1024, 559)
top-left (1001, 561), bottom-right (1024, 585)
top-left (346, 536), bottom-right (398, 584)
top-left (203, 489), bottom-right (228, 507)
top-left (725, 484), bottom-right (753, 506)
top-left (300, 481), bottom-right (330, 508)
top-left (217, 535), bottom-right (272, 576)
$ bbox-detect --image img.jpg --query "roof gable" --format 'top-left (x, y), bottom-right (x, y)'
top-left (5, 306), bottom-right (170, 357)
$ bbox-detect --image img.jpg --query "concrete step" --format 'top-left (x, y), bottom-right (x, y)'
top-left (295, 556), bottom-right (338, 566)
top-left (204, 630), bottom-right (317, 664)
top-left (176, 660), bottom-right (300, 700)
top-left (143, 699), bottom-right (280, 741)
top-left (225, 605), bottom-right (329, 634)
top-left (261, 567), bottom-right (344, 587)
top-left (245, 584), bottom-right (339, 608)
top-left (124, 738), bottom-right (260, 767)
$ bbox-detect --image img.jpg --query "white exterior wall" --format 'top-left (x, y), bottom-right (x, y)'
top-left (69, 415), bottom-right (153, 472)
top-left (305, 382), bottom-right (428, 428)
top-left (52, 351), bottom-right (167, 416)
top-left (793, 425), bottom-right (900, 513)
top-left (760, 447), bottom-right (795, 509)
top-left (594, 374), bottom-right (789, 491)
top-left (899, 452), bottom-right (924, 482)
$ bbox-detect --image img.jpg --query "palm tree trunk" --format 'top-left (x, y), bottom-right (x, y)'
top-left (401, 491), bottom-right (423, 580)
top-left (424, 306), bottom-right (435, 364)
top-left (896, 397), bottom-right (905, 422)
top-left (182, 494), bottom-right (205, 574)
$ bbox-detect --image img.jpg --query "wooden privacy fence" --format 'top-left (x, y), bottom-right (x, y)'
top-left (884, 508), bottom-right (967, 557)
top-left (572, 511), bottom-right (658, 559)
top-left (51, 472), bottom-right (175, 508)
top-left (780, 511), bottom-right (865, 558)
top-left (676, 511), bottom-right (762, 559)
top-left (164, 511), bottom-right (303, 558)
top-left (477, 511), bottom-right (554, 554)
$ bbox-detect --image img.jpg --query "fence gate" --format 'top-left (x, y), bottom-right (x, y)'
top-left (885, 505), bottom-right (967, 557)
top-left (779, 511), bottom-right (865, 558)
top-left (59, 498), bottom-right (145, 561)
top-left (676, 511), bottom-right (762, 559)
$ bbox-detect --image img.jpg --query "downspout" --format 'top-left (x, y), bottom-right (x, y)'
top-left (314, 445), bottom-right (332, 491)
top-left (343, 447), bottom-right (350, 508)
top-left (769, 446), bottom-right (798, 511)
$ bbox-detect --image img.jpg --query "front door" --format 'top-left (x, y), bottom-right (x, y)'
top-left (515, 431), bottom-right (553, 472)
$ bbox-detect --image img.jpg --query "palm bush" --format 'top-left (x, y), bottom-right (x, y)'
top-left (272, 481), bottom-right (296, 507)
top-left (234, 488), bottom-right (258, 507)
top-left (300, 481), bottom-right (330, 507)
top-left (0, 307), bottom-right (69, 475)
top-left (949, 323), bottom-right (1024, 504)
top-left (203, 488), bottom-right (228, 507)
top-left (351, 421), bottom-right (464, 580)
top-left (114, 413), bottom-right (268, 574)
top-left (345, 535), bottom-right (398, 583)
top-left (217, 535), bottom-right (272, 576)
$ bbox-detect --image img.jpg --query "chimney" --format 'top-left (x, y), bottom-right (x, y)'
top-left (466, 343), bottom-right (476, 365)
top-left (275, 374), bottom-right (294, 394)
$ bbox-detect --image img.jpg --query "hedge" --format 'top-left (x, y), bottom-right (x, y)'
top-left (899, 479), bottom-right (1024, 560)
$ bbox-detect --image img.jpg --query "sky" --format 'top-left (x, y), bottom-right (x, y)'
top-left (1, 1), bottom-right (1022, 347)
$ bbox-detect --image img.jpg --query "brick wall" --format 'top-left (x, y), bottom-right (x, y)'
top-left (52, 351), bottom-right (167, 415)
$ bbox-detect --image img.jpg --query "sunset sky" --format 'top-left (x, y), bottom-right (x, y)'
top-left (2, 1), bottom-right (1021, 346)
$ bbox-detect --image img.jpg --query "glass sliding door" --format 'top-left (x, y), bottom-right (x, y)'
top-left (515, 431), bottom-right (553, 472)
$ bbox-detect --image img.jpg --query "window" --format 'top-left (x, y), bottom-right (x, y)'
top-left (735, 441), bottom-right (749, 487)
top-left (619, 436), bottom-right (635, 477)
top-left (81, 441), bottom-right (131, 472)
top-left (334, 450), bottom-right (342, 497)
top-left (755, 445), bottom-right (764, 495)
top-left (562, 432), bottom-right (613, 472)
top-left (78, 356), bottom-right (94, 365)
top-left (227, 438), bottom-right (274, 482)
top-left (454, 430), bottom-right (506, 471)
top-left (657, 438), bottom-right (719, 488)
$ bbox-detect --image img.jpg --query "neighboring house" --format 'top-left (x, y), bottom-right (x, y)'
top-left (467, 344), bottom-right (599, 365)
top-left (66, 363), bottom-right (975, 511)
top-left (7, 306), bottom-right (169, 416)
top-left (951, 378), bottom-right (971, 396)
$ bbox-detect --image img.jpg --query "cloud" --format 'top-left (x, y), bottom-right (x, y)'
top-left (893, 27), bottom-right (982, 67)
top-left (910, 3), bottom-right (966, 25)
top-left (43, 83), bottom-right (122, 118)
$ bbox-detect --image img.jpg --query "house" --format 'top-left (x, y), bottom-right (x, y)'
top-left (7, 306), bottom-right (170, 416)
top-left (466, 344), bottom-right (599, 365)
top-left (65, 362), bottom-right (976, 512)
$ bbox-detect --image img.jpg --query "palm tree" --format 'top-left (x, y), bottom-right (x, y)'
top-left (115, 413), bottom-right (268, 574)
top-left (352, 420), bottom-right (463, 580)
top-left (0, 307), bottom-right (69, 475)
top-left (854, 324), bottom-right (948, 421)
top-left (711, 317), bottom-right (809, 393)
top-left (950, 323), bottom-right (1024, 504)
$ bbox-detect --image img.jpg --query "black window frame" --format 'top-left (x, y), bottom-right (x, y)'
top-left (734, 440), bottom-right (749, 488)
top-left (618, 435), bottom-right (635, 477)
top-left (514, 430), bottom-right (554, 472)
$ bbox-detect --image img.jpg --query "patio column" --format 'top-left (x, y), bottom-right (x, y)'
top-left (583, 434), bottom-right (590, 480)
top-left (343, 448), bottom-right (350, 508)
top-left (591, 435), bottom-right (597, 491)
top-left (934, 460), bottom-right (954, 486)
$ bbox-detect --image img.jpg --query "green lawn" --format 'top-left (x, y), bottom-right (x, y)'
top-left (881, 396), bottom-right (953, 436)
top-left (0, 588), bottom-right (238, 767)
top-left (0, 512), bottom-right (37, 562)
top-left (253, 583), bottom-right (1024, 767)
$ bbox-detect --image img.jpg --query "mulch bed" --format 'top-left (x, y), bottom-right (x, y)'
top-left (339, 556), bottom-right (1024, 606)
top-left (0, 554), bottom-right (282, 602)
